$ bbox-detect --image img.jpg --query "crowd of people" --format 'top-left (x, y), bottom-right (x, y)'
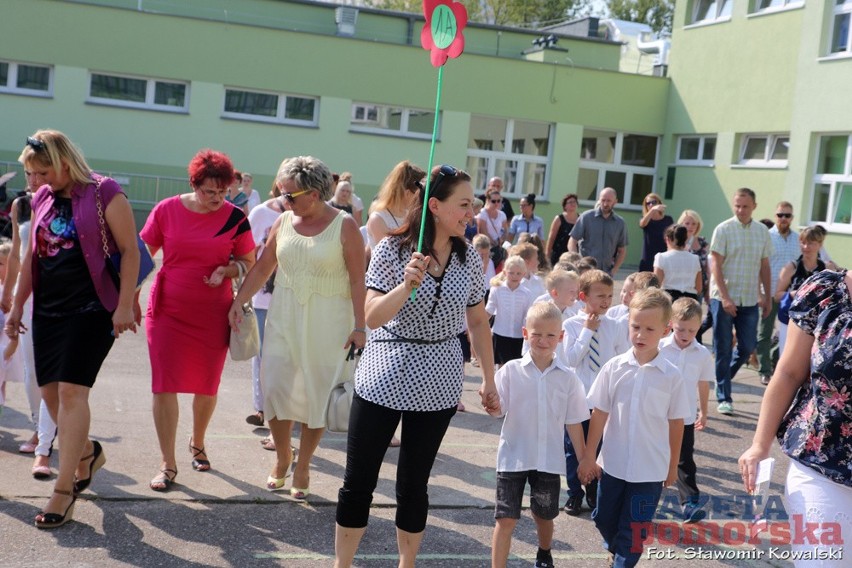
top-left (1, 129), bottom-right (848, 568)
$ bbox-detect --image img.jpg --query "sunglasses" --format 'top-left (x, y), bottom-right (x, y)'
top-left (645, 199), bottom-right (659, 206)
top-left (427, 164), bottom-right (459, 195)
top-left (282, 188), bottom-right (313, 202)
top-left (776, 213), bottom-right (792, 219)
top-left (26, 136), bottom-right (45, 151)
top-left (490, 199), bottom-right (502, 204)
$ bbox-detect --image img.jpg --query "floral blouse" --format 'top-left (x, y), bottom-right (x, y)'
top-left (778, 270), bottom-right (852, 487)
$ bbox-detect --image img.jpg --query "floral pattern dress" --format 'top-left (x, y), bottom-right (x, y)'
top-left (778, 269), bottom-right (852, 487)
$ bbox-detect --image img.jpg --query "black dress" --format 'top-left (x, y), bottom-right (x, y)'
top-left (550, 214), bottom-right (574, 266)
top-left (639, 215), bottom-right (673, 272)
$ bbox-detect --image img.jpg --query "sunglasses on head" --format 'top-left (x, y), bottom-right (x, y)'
top-left (428, 164), bottom-right (459, 195)
top-left (282, 188), bottom-right (313, 202)
top-left (26, 136), bottom-right (45, 151)
top-left (776, 212), bottom-right (792, 219)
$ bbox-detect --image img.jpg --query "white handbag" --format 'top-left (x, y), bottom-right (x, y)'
top-left (229, 261), bottom-right (260, 361)
top-left (326, 345), bottom-right (360, 433)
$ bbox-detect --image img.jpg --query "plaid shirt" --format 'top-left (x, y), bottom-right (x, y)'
top-left (768, 227), bottom-right (799, 294)
top-left (709, 217), bottom-right (773, 306)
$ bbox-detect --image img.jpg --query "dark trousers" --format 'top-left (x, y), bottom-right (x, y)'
top-left (564, 416), bottom-right (598, 498)
top-left (676, 424), bottom-right (699, 506)
top-left (336, 394), bottom-right (456, 533)
top-left (493, 333), bottom-right (523, 365)
top-left (665, 290), bottom-right (699, 303)
top-left (592, 471), bottom-right (663, 568)
top-left (756, 299), bottom-right (779, 376)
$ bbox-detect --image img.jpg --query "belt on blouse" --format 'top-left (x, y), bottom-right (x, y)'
top-left (372, 326), bottom-right (455, 345)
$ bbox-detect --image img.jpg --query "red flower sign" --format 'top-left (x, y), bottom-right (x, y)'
top-left (420, 0), bottom-right (468, 67)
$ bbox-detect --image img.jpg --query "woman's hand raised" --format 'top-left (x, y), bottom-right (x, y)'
top-left (402, 252), bottom-right (431, 292)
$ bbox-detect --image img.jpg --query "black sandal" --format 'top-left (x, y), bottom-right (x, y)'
top-left (35, 489), bottom-right (76, 529)
top-left (150, 468), bottom-right (178, 492)
top-left (189, 438), bottom-right (210, 471)
top-left (73, 440), bottom-right (106, 494)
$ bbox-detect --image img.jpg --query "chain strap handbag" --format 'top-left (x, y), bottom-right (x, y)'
top-left (229, 260), bottom-right (260, 361)
top-left (94, 176), bottom-right (155, 289)
top-left (325, 344), bottom-right (361, 433)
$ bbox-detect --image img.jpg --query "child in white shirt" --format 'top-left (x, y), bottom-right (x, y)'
top-left (534, 269), bottom-right (580, 320)
top-left (492, 303), bottom-right (589, 568)
top-left (653, 224), bottom-right (702, 303)
top-left (579, 288), bottom-right (690, 568)
top-left (511, 242), bottom-right (546, 299)
top-left (659, 297), bottom-right (713, 522)
top-left (486, 256), bottom-right (535, 366)
top-left (606, 272), bottom-right (636, 320)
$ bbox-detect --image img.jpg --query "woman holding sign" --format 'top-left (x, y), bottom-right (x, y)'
top-left (334, 165), bottom-right (498, 567)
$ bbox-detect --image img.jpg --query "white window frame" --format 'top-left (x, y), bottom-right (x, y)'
top-left (465, 117), bottom-right (553, 198)
top-left (737, 133), bottom-right (790, 168)
top-left (88, 72), bottom-right (189, 112)
top-left (750, 0), bottom-right (804, 15)
top-left (349, 102), bottom-right (438, 140)
top-left (828, 1), bottom-right (852, 55)
top-left (0, 60), bottom-right (53, 97)
top-left (578, 130), bottom-right (659, 209)
top-left (689, 0), bottom-right (733, 26)
top-left (222, 87), bottom-right (318, 126)
top-left (809, 134), bottom-right (852, 234)
top-left (675, 134), bottom-right (717, 166)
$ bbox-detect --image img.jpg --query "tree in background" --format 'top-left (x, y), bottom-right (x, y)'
top-left (606, 0), bottom-right (673, 33)
top-left (366, 0), bottom-right (589, 27)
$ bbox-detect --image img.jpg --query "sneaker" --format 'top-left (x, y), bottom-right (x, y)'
top-left (535, 549), bottom-right (555, 568)
top-left (760, 375), bottom-right (771, 386)
top-left (717, 401), bottom-right (734, 415)
top-left (683, 502), bottom-right (707, 524)
top-left (585, 481), bottom-right (597, 510)
top-left (564, 493), bottom-right (584, 516)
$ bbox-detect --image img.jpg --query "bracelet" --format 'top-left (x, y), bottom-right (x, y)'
top-left (353, 328), bottom-right (367, 333)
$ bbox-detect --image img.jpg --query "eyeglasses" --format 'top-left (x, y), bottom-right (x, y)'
top-left (26, 136), bottom-right (45, 151)
top-left (428, 164), bottom-right (459, 196)
top-left (776, 213), bottom-right (792, 219)
top-left (282, 188), bottom-right (313, 202)
top-left (645, 199), bottom-right (659, 206)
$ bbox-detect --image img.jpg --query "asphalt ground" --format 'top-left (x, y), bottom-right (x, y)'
top-left (0, 271), bottom-right (809, 567)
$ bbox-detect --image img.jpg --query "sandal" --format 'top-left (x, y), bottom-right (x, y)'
top-left (290, 487), bottom-right (310, 501)
top-left (245, 411), bottom-right (264, 427)
top-left (35, 489), bottom-right (76, 529)
top-left (189, 438), bottom-right (211, 471)
top-left (260, 436), bottom-right (276, 451)
top-left (150, 468), bottom-right (178, 492)
top-left (266, 449), bottom-right (296, 490)
top-left (73, 440), bottom-right (106, 494)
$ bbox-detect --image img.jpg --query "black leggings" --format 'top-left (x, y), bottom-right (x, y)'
top-left (336, 394), bottom-right (457, 533)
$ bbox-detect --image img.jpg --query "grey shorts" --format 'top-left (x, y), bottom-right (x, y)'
top-left (494, 470), bottom-right (560, 520)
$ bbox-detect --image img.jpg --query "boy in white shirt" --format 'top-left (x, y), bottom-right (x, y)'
top-left (606, 272), bottom-right (636, 320)
top-left (561, 270), bottom-right (630, 515)
top-left (659, 297), bottom-right (714, 523)
top-left (579, 288), bottom-right (690, 568)
top-left (534, 269), bottom-right (580, 320)
top-left (491, 303), bottom-right (589, 568)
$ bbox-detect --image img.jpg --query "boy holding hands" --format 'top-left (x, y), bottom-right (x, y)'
top-left (579, 288), bottom-right (690, 567)
top-left (492, 303), bottom-right (589, 568)
top-left (659, 297), bottom-right (714, 522)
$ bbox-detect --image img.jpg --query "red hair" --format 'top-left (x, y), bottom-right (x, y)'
top-left (188, 149), bottom-right (235, 188)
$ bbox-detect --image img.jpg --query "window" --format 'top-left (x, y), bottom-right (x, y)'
top-left (810, 134), bottom-right (852, 229)
top-left (0, 60), bottom-right (52, 96)
top-left (830, 1), bottom-right (852, 54)
top-left (738, 134), bottom-right (789, 167)
top-left (223, 88), bottom-right (317, 126)
top-left (465, 117), bottom-right (552, 197)
top-left (676, 135), bottom-right (717, 165)
top-left (89, 73), bottom-right (188, 112)
top-left (751, 0), bottom-right (804, 13)
top-left (577, 130), bottom-right (659, 207)
top-left (691, 0), bottom-right (733, 24)
top-left (350, 103), bottom-right (437, 139)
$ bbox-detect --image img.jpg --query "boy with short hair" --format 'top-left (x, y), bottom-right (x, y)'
top-left (536, 269), bottom-right (581, 319)
top-left (579, 288), bottom-right (690, 568)
top-left (560, 270), bottom-right (630, 515)
top-left (607, 272), bottom-right (637, 320)
top-left (492, 302), bottom-right (589, 568)
top-left (659, 297), bottom-right (714, 523)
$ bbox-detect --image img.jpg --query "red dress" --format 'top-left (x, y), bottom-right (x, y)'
top-left (141, 197), bottom-right (255, 395)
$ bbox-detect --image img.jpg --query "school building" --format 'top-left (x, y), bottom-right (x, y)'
top-left (1, 0), bottom-right (850, 265)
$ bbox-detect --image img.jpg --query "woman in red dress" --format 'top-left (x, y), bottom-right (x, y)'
top-left (141, 149), bottom-right (255, 491)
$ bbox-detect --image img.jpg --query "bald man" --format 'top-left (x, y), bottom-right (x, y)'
top-left (567, 188), bottom-right (628, 275)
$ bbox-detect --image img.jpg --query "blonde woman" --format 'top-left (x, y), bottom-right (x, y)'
top-left (638, 192), bottom-right (673, 272)
top-left (366, 161), bottom-right (424, 250)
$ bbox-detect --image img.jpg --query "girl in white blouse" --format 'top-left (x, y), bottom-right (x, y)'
top-left (653, 224), bottom-right (702, 302)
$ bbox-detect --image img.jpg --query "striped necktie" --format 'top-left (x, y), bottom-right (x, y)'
top-left (589, 330), bottom-right (601, 375)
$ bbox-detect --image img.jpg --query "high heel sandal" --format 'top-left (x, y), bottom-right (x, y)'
top-left (189, 438), bottom-right (210, 472)
top-left (73, 440), bottom-right (106, 494)
top-left (266, 449), bottom-right (295, 491)
top-left (150, 468), bottom-right (178, 492)
top-left (34, 489), bottom-right (76, 529)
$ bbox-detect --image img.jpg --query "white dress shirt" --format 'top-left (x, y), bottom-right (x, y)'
top-left (561, 312), bottom-right (631, 395)
top-left (486, 282), bottom-right (535, 338)
top-left (522, 274), bottom-right (546, 299)
top-left (658, 335), bottom-right (715, 426)
top-left (654, 249), bottom-right (701, 294)
top-left (607, 303), bottom-right (629, 320)
top-left (587, 350), bottom-right (691, 482)
top-left (496, 353), bottom-right (589, 474)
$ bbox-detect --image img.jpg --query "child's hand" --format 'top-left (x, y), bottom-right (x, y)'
top-left (584, 313), bottom-right (601, 331)
top-left (663, 466), bottom-right (677, 488)
top-left (695, 413), bottom-right (707, 431)
top-left (3, 337), bottom-right (18, 362)
top-left (577, 457), bottom-right (601, 484)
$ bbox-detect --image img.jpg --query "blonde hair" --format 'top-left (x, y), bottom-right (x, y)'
top-left (546, 269), bottom-right (578, 291)
top-left (526, 301), bottom-right (563, 327)
top-left (19, 130), bottom-right (93, 186)
top-left (678, 209), bottom-right (704, 237)
top-left (671, 297), bottom-right (702, 322)
top-left (560, 251), bottom-right (582, 264)
top-left (490, 255), bottom-right (526, 287)
top-left (509, 242), bottom-right (538, 263)
top-left (632, 271), bottom-right (660, 290)
top-left (579, 269), bottom-right (613, 295)
top-left (0, 239), bottom-right (11, 259)
top-left (472, 234), bottom-right (491, 250)
top-left (799, 225), bottom-right (827, 244)
top-left (641, 192), bottom-right (664, 216)
top-left (629, 288), bottom-right (672, 323)
top-left (369, 160), bottom-right (424, 216)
